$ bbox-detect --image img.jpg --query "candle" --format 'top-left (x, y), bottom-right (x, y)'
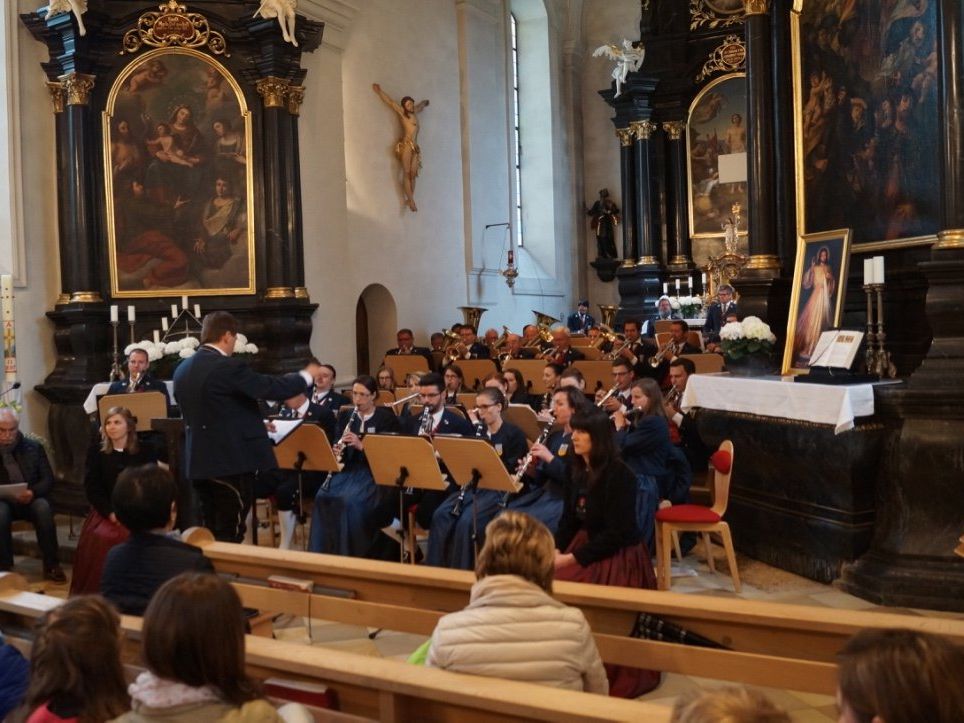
top-left (1, 275), bottom-right (14, 383)
top-left (161, 317), bottom-right (169, 331)
top-left (687, 276), bottom-right (693, 289)
top-left (171, 304), bottom-right (178, 318)
top-left (181, 295), bottom-right (188, 311)
top-left (701, 272), bottom-right (707, 286)
top-left (873, 256), bottom-right (885, 285)
top-left (675, 278), bottom-right (680, 291)
top-left (110, 305), bottom-right (119, 323)
top-left (127, 306), bottom-right (136, 323)
top-left (662, 282), bottom-right (668, 294)
top-left (194, 304), bottom-right (201, 318)
top-left (863, 258), bottom-right (872, 286)
top-left (153, 330), bottom-right (160, 344)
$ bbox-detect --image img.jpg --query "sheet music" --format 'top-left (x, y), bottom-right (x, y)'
top-left (265, 418), bottom-right (304, 445)
top-left (0, 483), bottom-right (27, 500)
top-left (809, 330), bottom-right (863, 370)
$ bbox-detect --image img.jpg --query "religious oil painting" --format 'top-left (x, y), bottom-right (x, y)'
top-left (686, 73), bottom-right (749, 245)
top-left (783, 228), bottom-right (852, 375)
top-left (792, 0), bottom-right (939, 247)
top-left (104, 48), bottom-right (255, 298)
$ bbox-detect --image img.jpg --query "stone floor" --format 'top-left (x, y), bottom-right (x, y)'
top-left (10, 518), bottom-right (962, 722)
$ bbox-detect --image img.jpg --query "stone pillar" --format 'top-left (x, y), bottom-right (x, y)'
top-left (47, 82), bottom-right (70, 306)
top-left (616, 127), bottom-right (637, 264)
top-left (630, 119), bottom-right (658, 266)
top-left (286, 86), bottom-right (309, 299)
top-left (256, 76), bottom-right (294, 300)
top-left (661, 120), bottom-right (692, 272)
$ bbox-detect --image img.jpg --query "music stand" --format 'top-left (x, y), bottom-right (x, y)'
top-left (433, 437), bottom-right (520, 561)
top-left (502, 359), bottom-right (548, 394)
top-left (457, 359), bottom-right (497, 390)
top-left (505, 404), bottom-right (543, 442)
top-left (573, 360), bottom-right (613, 394)
top-left (98, 391), bottom-right (168, 431)
top-left (365, 434), bottom-right (448, 564)
top-left (272, 424), bottom-right (341, 550)
top-left (382, 354), bottom-right (429, 379)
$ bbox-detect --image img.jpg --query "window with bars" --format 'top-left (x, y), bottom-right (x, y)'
top-left (510, 12), bottom-right (523, 247)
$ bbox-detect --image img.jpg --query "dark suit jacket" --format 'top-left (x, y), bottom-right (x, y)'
top-left (0, 435), bottom-right (54, 498)
top-left (400, 407), bottom-right (474, 437)
top-left (704, 302), bottom-right (738, 339)
top-left (275, 400), bottom-right (338, 443)
top-left (101, 531), bottom-right (214, 615)
top-left (566, 312), bottom-right (595, 334)
top-left (107, 372), bottom-right (171, 409)
top-left (173, 346), bottom-right (308, 479)
top-left (311, 389), bottom-right (350, 417)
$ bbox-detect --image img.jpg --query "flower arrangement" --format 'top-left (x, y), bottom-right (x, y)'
top-left (125, 335), bottom-right (259, 378)
top-left (719, 316), bottom-right (777, 360)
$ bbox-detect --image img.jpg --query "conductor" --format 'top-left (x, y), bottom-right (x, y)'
top-left (173, 311), bottom-right (320, 542)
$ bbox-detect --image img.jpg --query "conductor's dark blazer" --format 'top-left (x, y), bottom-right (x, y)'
top-left (173, 345), bottom-right (308, 479)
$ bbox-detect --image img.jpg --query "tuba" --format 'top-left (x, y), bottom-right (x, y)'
top-left (458, 306), bottom-right (488, 331)
top-left (597, 304), bottom-right (619, 329)
top-left (532, 310), bottom-right (560, 328)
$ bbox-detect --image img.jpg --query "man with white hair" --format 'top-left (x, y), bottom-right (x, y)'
top-left (0, 409), bottom-right (64, 582)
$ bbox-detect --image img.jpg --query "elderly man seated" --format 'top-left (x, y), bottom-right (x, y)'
top-left (0, 409), bottom-right (65, 582)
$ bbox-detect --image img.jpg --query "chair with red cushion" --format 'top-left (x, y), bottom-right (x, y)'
top-left (655, 440), bottom-right (740, 592)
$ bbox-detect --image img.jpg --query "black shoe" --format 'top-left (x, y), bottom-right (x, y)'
top-left (43, 565), bottom-right (67, 584)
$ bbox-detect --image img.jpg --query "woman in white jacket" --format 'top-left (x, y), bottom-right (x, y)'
top-left (426, 511), bottom-right (608, 694)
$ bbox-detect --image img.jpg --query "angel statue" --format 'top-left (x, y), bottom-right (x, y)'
top-left (45, 0), bottom-right (87, 36)
top-left (592, 39), bottom-right (645, 98)
top-left (254, 0), bottom-right (298, 47)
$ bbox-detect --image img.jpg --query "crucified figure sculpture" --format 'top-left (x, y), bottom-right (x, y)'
top-left (372, 83), bottom-right (430, 213)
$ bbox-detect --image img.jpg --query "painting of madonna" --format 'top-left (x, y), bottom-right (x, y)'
top-left (106, 51), bottom-right (253, 297)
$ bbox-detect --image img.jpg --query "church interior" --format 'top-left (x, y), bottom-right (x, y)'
top-left (0, 1), bottom-right (963, 721)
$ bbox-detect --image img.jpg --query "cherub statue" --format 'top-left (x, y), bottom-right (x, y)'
top-left (45, 0), bottom-right (87, 37)
top-left (592, 39), bottom-right (645, 98)
top-left (372, 83), bottom-right (430, 212)
top-left (254, 0), bottom-right (298, 47)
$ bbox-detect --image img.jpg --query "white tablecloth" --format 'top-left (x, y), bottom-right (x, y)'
top-left (680, 374), bottom-right (876, 434)
top-left (83, 381), bottom-right (176, 415)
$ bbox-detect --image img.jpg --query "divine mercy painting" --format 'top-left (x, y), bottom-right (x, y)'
top-left (105, 49), bottom-right (255, 297)
top-left (796, 0), bottom-right (938, 244)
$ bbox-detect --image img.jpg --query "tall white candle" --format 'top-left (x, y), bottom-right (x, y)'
top-left (863, 258), bottom-right (872, 286)
top-left (1, 275), bottom-right (15, 382)
top-left (127, 306), bottom-right (136, 323)
top-left (873, 256), bottom-right (885, 284)
top-left (161, 317), bottom-right (169, 331)
top-left (181, 295), bottom-right (188, 311)
top-left (110, 305), bottom-right (119, 323)
top-left (662, 282), bottom-right (668, 294)
top-left (675, 278), bottom-right (680, 291)
top-left (194, 304), bottom-right (201, 318)
top-left (687, 276), bottom-right (693, 289)
top-left (153, 330), bottom-right (160, 344)
top-left (701, 272), bottom-right (707, 286)
top-left (170, 304), bottom-right (178, 318)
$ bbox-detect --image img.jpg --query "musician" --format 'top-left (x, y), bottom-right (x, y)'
top-left (107, 348), bottom-right (171, 410)
top-left (558, 366), bottom-right (585, 392)
top-left (522, 324), bottom-right (551, 351)
top-left (600, 358), bottom-right (635, 415)
top-left (566, 300), bottom-right (595, 335)
top-left (308, 362), bottom-right (350, 416)
top-left (665, 358), bottom-right (711, 474)
top-left (426, 387), bottom-right (527, 570)
top-left (644, 296), bottom-right (680, 338)
top-left (544, 328), bottom-right (585, 367)
top-left (703, 285), bottom-right (738, 341)
top-left (442, 365), bottom-right (465, 405)
top-left (502, 333), bottom-right (536, 361)
top-left (376, 365), bottom-right (397, 393)
top-left (618, 319), bottom-right (656, 377)
top-left (430, 332), bottom-right (445, 352)
top-left (586, 326), bottom-right (608, 352)
top-left (504, 368), bottom-right (536, 410)
top-left (483, 328), bottom-right (500, 352)
top-left (308, 375), bottom-right (401, 558)
top-left (453, 325), bottom-right (490, 360)
top-left (540, 363), bottom-right (565, 411)
top-left (385, 328), bottom-right (433, 367)
top-left (666, 320), bottom-right (702, 357)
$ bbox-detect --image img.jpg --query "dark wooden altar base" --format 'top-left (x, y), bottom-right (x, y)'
top-left (696, 409), bottom-right (889, 584)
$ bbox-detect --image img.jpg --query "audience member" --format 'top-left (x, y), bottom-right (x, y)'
top-left (671, 686), bottom-right (790, 723)
top-left (19, 596), bottom-right (129, 722)
top-left (101, 465), bottom-right (213, 616)
top-left (0, 629), bottom-right (29, 720)
top-left (427, 511), bottom-right (607, 694)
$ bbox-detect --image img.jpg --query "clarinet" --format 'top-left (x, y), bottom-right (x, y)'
top-left (501, 413), bottom-right (555, 508)
top-left (450, 416), bottom-right (487, 517)
top-left (321, 407), bottom-right (358, 492)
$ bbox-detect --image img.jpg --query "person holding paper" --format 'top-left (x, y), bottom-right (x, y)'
top-left (0, 409), bottom-right (64, 582)
top-left (793, 245), bottom-right (837, 364)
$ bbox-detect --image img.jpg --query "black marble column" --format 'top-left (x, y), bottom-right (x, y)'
top-left (256, 77), bottom-right (294, 300)
top-left (630, 119), bottom-right (659, 266)
top-left (616, 128), bottom-right (637, 264)
top-left (661, 120), bottom-right (692, 272)
top-left (285, 86), bottom-right (308, 299)
top-left (770, 0), bottom-right (797, 267)
top-left (47, 82), bottom-right (70, 306)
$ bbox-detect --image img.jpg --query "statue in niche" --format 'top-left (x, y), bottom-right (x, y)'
top-left (592, 39), bottom-right (645, 98)
top-left (45, 0), bottom-right (87, 36)
top-left (254, 0), bottom-right (299, 47)
top-left (372, 83), bottom-right (430, 212)
top-left (587, 189), bottom-right (620, 259)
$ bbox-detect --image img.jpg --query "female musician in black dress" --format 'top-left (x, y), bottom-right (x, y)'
top-left (70, 407), bottom-right (162, 595)
top-left (442, 365), bottom-right (465, 405)
top-left (308, 375), bottom-right (400, 557)
top-left (426, 388), bottom-right (527, 570)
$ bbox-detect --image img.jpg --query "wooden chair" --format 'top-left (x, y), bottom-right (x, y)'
top-left (653, 319), bottom-right (675, 334)
top-left (382, 354), bottom-right (429, 380)
top-left (679, 353), bottom-right (725, 374)
top-left (98, 391), bottom-right (168, 431)
top-left (655, 331), bottom-right (705, 352)
top-left (578, 346), bottom-right (604, 360)
top-left (457, 359), bottom-right (498, 389)
top-left (655, 440), bottom-right (740, 593)
top-left (376, 390), bottom-right (395, 407)
top-left (570, 334), bottom-right (592, 347)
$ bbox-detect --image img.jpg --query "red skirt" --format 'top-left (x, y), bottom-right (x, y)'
top-left (556, 531), bottom-right (660, 698)
top-left (68, 510), bottom-right (129, 596)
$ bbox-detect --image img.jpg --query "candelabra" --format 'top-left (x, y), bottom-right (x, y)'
top-left (863, 283), bottom-right (896, 378)
top-left (109, 319), bottom-right (124, 381)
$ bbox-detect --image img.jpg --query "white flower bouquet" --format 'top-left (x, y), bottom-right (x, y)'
top-left (678, 295), bottom-right (703, 319)
top-left (720, 315), bottom-right (777, 361)
top-left (125, 335), bottom-right (258, 378)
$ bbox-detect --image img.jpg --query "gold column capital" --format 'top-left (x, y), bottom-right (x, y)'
top-left (55, 293), bottom-right (70, 305)
top-left (256, 76), bottom-right (289, 109)
top-left (264, 286), bottom-right (295, 300)
top-left (286, 85), bottom-right (305, 116)
top-left (615, 127), bottom-right (634, 147)
top-left (630, 119), bottom-right (657, 141)
top-left (936, 229), bottom-right (964, 250)
top-left (58, 73), bottom-right (95, 106)
top-left (661, 121), bottom-right (685, 141)
top-left (744, 254), bottom-right (781, 271)
top-left (744, 0), bottom-right (771, 15)
top-left (68, 291), bottom-right (104, 303)
top-left (635, 255), bottom-right (659, 266)
top-left (46, 82), bottom-right (65, 114)
top-left (293, 286), bottom-right (310, 300)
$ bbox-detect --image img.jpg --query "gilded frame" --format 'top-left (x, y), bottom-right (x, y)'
top-left (782, 228), bottom-right (853, 375)
top-left (790, 1), bottom-right (938, 252)
top-left (103, 46), bottom-right (256, 298)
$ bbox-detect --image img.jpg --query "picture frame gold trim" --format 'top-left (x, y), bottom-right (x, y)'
top-left (790, 3), bottom-right (937, 252)
top-left (781, 228), bottom-right (853, 375)
top-left (102, 47), bottom-right (256, 299)
top-left (686, 71), bottom-right (749, 242)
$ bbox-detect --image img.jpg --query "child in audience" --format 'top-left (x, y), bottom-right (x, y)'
top-left (427, 511), bottom-right (608, 694)
top-left (836, 628), bottom-right (964, 723)
top-left (113, 572), bottom-right (306, 722)
top-left (20, 596), bottom-right (129, 722)
top-left (670, 686), bottom-right (790, 722)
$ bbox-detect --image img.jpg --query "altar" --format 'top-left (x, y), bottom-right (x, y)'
top-left (682, 375), bottom-right (893, 584)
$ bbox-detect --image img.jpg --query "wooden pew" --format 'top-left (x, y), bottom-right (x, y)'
top-left (191, 538), bottom-right (964, 696)
top-left (0, 573), bottom-right (667, 723)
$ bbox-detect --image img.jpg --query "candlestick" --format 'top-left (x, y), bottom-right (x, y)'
top-left (109, 319), bottom-right (122, 381)
top-left (170, 304), bottom-right (178, 318)
top-left (161, 317), bottom-right (169, 332)
top-left (110, 305), bottom-right (119, 323)
top-left (127, 305), bottom-right (136, 323)
top-left (194, 304), bottom-right (201, 318)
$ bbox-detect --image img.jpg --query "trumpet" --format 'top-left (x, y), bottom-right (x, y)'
top-left (127, 371), bottom-right (142, 393)
top-left (489, 325), bottom-right (510, 354)
top-left (321, 407), bottom-right (358, 491)
top-left (649, 341), bottom-right (678, 368)
top-left (596, 384), bottom-right (619, 408)
top-left (503, 413), bottom-right (555, 507)
top-left (666, 386), bottom-right (683, 410)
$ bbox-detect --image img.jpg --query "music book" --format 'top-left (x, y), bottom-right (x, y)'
top-left (264, 418), bottom-right (303, 445)
top-left (0, 483), bottom-right (27, 500)
top-left (808, 330), bottom-right (863, 370)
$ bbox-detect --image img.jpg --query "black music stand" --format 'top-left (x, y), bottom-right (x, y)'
top-left (272, 425), bottom-right (341, 549)
top-left (365, 434), bottom-right (447, 564)
top-left (433, 437), bottom-right (520, 561)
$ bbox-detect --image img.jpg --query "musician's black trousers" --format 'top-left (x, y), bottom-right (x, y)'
top-left (194, 473), bottom-right (254, 543)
